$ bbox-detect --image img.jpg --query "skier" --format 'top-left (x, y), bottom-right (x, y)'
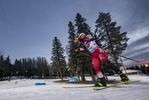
top-left (74, 33), bottom-right (129, 86)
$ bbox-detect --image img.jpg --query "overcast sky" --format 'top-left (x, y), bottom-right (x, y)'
top-left (0, 0), bottom-right (149, 66)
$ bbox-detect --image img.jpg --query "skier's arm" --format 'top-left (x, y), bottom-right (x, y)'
top-left (74, 41), bottom-right (86, 52)
top-left (73, 38), bottom-right (90, 43)
top-left (74, 35), bottom-right (92, 51)
top-left (83, 37), bottom-right (90, 41)
top-left (75, 46), bottom-right (86, 53)
top-left (73, 36), bottom-right (93, 43)
top-left (80, 46), bottom-right (86, 51)
top-left (74, 39), bottom-right (86, 52)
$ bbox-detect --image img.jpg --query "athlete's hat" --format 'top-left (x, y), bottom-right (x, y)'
top-left (79, 33), bottom-right (85, 38)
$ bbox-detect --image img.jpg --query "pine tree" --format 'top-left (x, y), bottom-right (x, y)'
top-left (0, 55), bottom-right (5, 78)
top-left (51, 37), bottom-right (66, 81)
top-left (67, 21), bottom-right (77, 77)
top-left (75, 13), bottom-right (91, 36)
top-left (74, 13), bottom-right (93, 82)
top-left (36, 57), bottom-right (48, 79)
top-left (13, 59), bottom-right (21, 77)
top-left (4, 56), bottom-right (11, 77)
top-left (12, 57), bottom-right (48, 79)
top-left (95, 12), bottom-right (129, 67)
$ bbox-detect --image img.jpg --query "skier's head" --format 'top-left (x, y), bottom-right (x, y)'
top-left (79, 33), bottom-right (86, 39)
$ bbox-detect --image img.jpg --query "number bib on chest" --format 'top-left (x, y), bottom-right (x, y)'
top-left (84, 40), bottom-right (99, 53)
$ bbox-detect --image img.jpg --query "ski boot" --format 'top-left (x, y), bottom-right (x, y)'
top-left (95, 77), bottom-right (107, 87)
top-left (119, 73), bottom-right (129, 82)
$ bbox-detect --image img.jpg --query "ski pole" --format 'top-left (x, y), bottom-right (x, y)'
top-left (74, 39), bottom-right (111, 53)
top-left (74, 49), bottom-right (91, 57)
top-left (119, 55), bottom-right (140, 63)
top-left (74, 39), bottom-right (140, 63)
top-left (79, 41), bottom-right (111, 53)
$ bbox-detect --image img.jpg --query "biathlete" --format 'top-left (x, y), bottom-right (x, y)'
top-left (74, 33), bottom-right (129, 86)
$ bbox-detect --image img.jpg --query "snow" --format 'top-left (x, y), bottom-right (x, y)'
top-left (0, 75), bottom-right (149, 100)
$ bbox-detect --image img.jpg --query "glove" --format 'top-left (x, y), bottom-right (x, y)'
top-left (74, 49), bottom-right (79, 52)
top-left (74, 39), bottom-right (79, 43)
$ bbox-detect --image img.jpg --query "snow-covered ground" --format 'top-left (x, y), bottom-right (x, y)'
top-left (0, 74), bottom-right (149, 100)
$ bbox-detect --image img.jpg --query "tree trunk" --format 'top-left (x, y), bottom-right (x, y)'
top-left (70, 70), bottom-right (73, 77)
top-left (120, 58), bottom-right (126, 74)
top-left (80, 69), bottom-right (85, 82)
top-left (90, 67), bottom-right (95, 81)
top-left (42, 58), bottom-right (44, 79)
top-left (49, 67), bottom-right (51, 79)
top-left (105, 26), bottom-right (119, 68)
top-left (59, 68), bottom-right (63, 81)
top-left (57, 71), bottom-right (59, 79)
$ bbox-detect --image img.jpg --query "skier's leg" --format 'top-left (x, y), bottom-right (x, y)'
top-left (106, 61), bottom-right (129, 81)
top-left (92, 57), bottom-right (106, 86)
top-left (106, 61), bottom-right (121, 74)
top-left (98, 52), bottom-right (129, 81)
top-left (92, 57), bottom-right (103, 78)
top-left (98, 52), bottom-right (109, 64)
top-left (92, 51), bottom-right (107, 86)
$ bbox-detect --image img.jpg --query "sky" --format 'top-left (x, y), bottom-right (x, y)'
top-left (0, 0), bottom-right (149, 66)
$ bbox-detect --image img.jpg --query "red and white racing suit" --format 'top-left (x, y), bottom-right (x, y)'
top-left (79, 35), bottom-right (109, 78)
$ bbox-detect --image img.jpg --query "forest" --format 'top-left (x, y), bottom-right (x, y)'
top-left (1, 12), bottom-right (147, 81)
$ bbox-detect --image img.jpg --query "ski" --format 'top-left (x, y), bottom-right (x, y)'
top-left (63, 80), bottom-right (139, 89)
top-left (93, 80), bottom-right (139, 90)
top-left (63, 85), bottom-right (102, 88)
